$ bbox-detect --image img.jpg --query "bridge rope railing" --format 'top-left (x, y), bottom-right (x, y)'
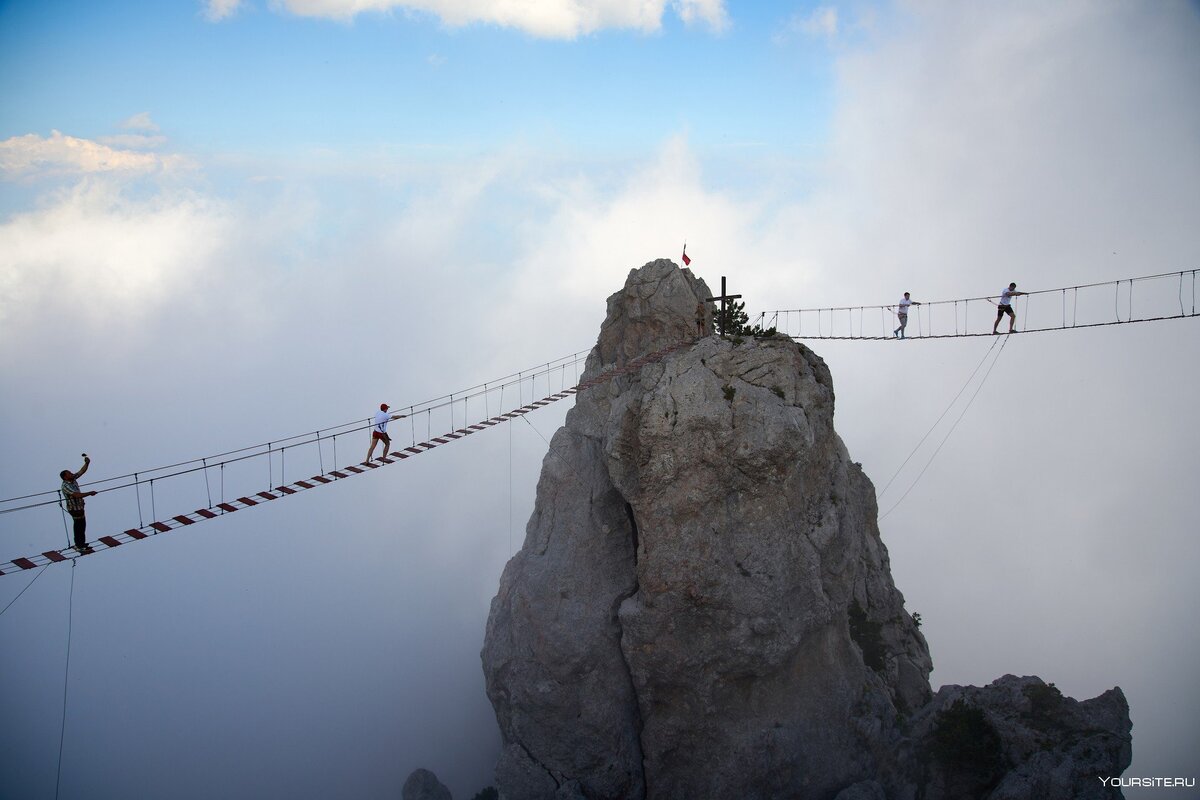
top-left (0, 340), bottom-right (693, 577)
top-left (763, 269), bottom-right (1198, 340)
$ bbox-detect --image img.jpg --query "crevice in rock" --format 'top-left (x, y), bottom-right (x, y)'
top-left (517, 740), bottom-right (561, 791)
top-left (616, 500), bottom-right (649, 798)
top-left (625, 502), bottom-right (640, 564)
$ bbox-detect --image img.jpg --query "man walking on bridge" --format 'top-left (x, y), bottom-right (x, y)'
top-left (367, 404), bottom-right (406, 462)
top-left (993, 282), bottom-right (1027, 334)
top-left (892, 292), bottom-right (921, 339)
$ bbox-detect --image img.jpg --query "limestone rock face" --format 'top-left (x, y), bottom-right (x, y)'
top-left (481, 259), bottom-right (1130, 799)
top-left (482, 259), bottom-right (928, 799)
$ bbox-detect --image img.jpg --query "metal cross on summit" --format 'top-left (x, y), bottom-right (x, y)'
top-left (706, 276), bottom-right (743, 337)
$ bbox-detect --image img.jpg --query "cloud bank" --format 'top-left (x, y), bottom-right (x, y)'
top-left (257, 0), bottom-right (728, 37)
top-left (0, 131), bottom-right (187, 180)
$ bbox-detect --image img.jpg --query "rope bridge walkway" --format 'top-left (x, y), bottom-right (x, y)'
top-left (764, 269), bottom-right (1198, 340)
top-left (0, 341), bottom-right (691, 578)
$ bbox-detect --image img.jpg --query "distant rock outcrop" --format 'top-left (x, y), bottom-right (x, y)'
top-left (403, 768), bottom-right (452, 800)
top-left (911, 675), bottom-right (1131, 800)
top-left (481, 259), bottom-right (1131, 799)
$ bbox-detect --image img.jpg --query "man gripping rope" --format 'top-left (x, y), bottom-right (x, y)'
top-left (366, 404), bottom-right (406, 462)
top-left (892, 291), bottom-right (921, 339)
top-left (993, 282), bottom-right (1028, 334)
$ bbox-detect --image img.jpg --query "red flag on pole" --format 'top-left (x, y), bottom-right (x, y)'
top-left (681, 244), bottom-right (691, 266)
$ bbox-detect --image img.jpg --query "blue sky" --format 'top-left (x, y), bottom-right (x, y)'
top-left (1, 1), bottom-right (834, 156)
top-left (2, 2), bottom-right (1199, 798)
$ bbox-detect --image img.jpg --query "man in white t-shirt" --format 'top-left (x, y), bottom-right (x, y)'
top-left (366, 403), bottom-right (406, 462)
top-left (892, 292), bottom-right (921, 339)
top-left (993, 282), bottom-right (1027, 334)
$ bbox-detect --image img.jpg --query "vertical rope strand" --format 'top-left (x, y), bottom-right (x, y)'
top-left (135, 474), bottom-right (144, 527)
top-left (59, 499), bottom-right (71, 549)
top-left (203, 459), bottom-right (213, 508)
top-left (54, 561), bottom-right (77, 800)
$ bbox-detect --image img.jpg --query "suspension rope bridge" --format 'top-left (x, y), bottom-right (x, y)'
top-left (2, 268), bottom-right (1196, 579)
top-left (0, 341), bottom-right (691, 578)
top-left (0, 349), bottom-right (595, 516)
top-left (763, 269), bottom-right (1197, 340)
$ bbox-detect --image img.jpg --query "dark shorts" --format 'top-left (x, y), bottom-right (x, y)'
top-left (996, 304), bottom-right (1014, 318)
top-left (372, 431), bottom-right (390, 442)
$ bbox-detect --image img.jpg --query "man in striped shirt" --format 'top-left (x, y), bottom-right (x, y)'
top-left (60, 454), bottom-right (97, 551)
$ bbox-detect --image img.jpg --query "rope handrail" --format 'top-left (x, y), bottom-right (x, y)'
top-left (770, 269), bottom-right (1196, 314)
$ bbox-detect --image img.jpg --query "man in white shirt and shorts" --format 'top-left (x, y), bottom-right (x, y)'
top-left (993, 282), bottom-right (1027, 334)
top-left (367, 403), bottom-right (405, 462)
top-left (893, 292), bottom-right (921, 339)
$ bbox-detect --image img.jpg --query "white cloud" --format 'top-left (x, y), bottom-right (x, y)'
top-left (505, 136), bottom-right (754, 319)
top-left (672, 0), bottom-right (728, 33)
top-left (98, 133), bottom-right (170, 150)
top-left (0, 180), bottom-right (232, 329)
top-left (272, 0), bottom-right (728, 38)
top-left (119, 111), bottom-right (161, 132)
top-left (777, 4), bottom-right (838, 42)
top-left (203, 0), bottom-right (243, 22)
top-left (0, 131), bottom-right (188, 180)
